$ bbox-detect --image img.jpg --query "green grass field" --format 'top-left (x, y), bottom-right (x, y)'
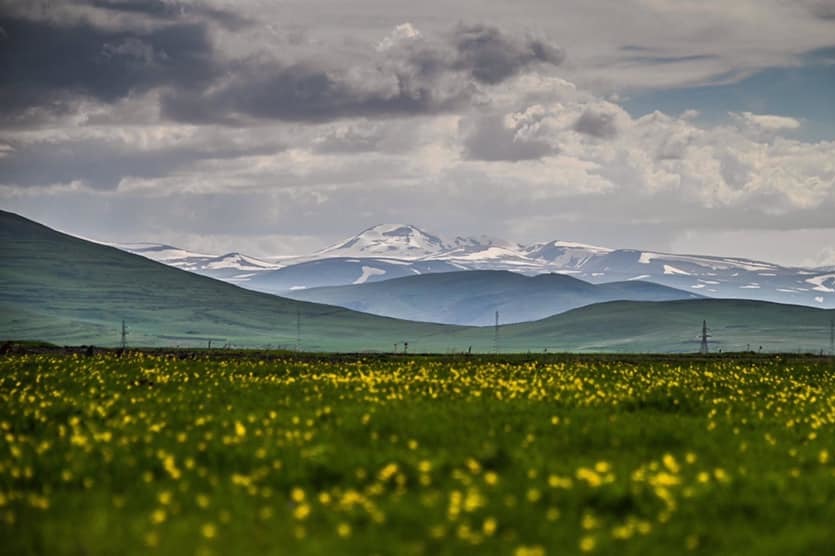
top-left (2, 352), bottom-right (834, 555)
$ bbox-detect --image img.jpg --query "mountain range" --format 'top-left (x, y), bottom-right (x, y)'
top-left (108, 223), bottom-right (835, 309)
top-left (2, 211), bottom-right (833, 353)
top-left (284, 270), bottom-right (702, 325)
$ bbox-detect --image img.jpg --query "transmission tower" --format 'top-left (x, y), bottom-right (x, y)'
top-left (120, 320), bottom-right (128, 350)
top-left (494, 311), bottom-right (500, 354)
top-left (699, 320), bottom-right (711, 355)
top-left (296, 308), bottom-right (301, 352)
top-left (830, 319), bottom-right (834, 355)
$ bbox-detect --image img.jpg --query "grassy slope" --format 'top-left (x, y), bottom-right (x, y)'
top-left (489, 299), bottom-right (835, 353)
top-left (0, 211), bottom-right (463, 351)
top-left (1, 210), bottom-right (832, 353)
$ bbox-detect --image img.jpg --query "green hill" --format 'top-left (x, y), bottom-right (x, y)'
top-left (1, 210), bottom-right (833, 353)
top-left (488, 299), bottom-right (835, 353)
top-left (0, 210), bottom-right (464, 351)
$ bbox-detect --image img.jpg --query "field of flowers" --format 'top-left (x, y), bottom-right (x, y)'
top-left (1, 352), bottom-right (834, 555)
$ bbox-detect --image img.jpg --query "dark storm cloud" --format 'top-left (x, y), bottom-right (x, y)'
top-left (807, 0), bottom-right (835, 19)
top-left (451, 23), bottom-right (564, 84)
top-left (1, 5), bottom-right (564, 127)
top-left (160, 62), bottom-right (471, 124)
top-left (462, 113), bottom-right (556, 161)
top-left (0, 139), bottom-right (282, 189)
top-left (0, 15), bottom-right (218, 123)
top-left (160, 23), bottom-right (565, 125)
top-left (89, 0), bottom-right (250, 30)
top-left (574, 109), bottom-right (618, 138)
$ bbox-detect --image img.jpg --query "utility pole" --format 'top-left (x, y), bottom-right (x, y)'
top-left (296, 308), bottom-right (301, 352)
top-left (699, 320), bottom-right (710, 355)
top-left (830, 319), bottom-right (834, 355)
top-left (120, 320), bottom-right (128, 350)
top-left (403, 341), bottom-right (408, 355)
top-left (494, 311), bottom-right (499, 354)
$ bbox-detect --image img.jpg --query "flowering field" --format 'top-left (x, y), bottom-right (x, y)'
top-left (2, 352), bottom-right (834, 555)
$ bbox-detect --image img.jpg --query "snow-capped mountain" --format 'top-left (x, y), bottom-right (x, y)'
top-left (100, 224), bottom-right (835, 309)
top-left (246, 257), bottom-right (465, 293)
top-left (312, 224), bottom-right (450, 259)
top-left (525, 240), bottom-right (614, 267)
top-left (103, 242), bottom-right (215, 262)
top-left (101, 242), bottom-right (284, 282)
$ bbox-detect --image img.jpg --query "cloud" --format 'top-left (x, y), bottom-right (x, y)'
top-left (732, 111), bottom-right (801, 131)
top-left (804, 0), bottom-right (835, 20)
top-left (574, 109), bottom-right (619, 138)
top-left (88, 0), bottom-right (250, 30)
top-left (0, 133), bottom-right (283, 190)
top-left (160, 60), bottom-right (471, 124)
top-left (0, 15), bottom-right (218, 124)
top-left (2, 2), bottom-right (834, 267)
top-left (1, 6), bottom-right (567, 127)
top-left (160, 22), bottom-right (565, 125)
top-left (311, 121), bottom-right (419, 154)
top-left (808, 246), bottom-right (835, 267)
top-left (312, 124), bottom-right (387, 154)
top-left (377, 22), bottom-right (422, 51)
top-left (450, 23), bottom-right (564, 84)
top-left (461, 107), bottom-right (557, 161)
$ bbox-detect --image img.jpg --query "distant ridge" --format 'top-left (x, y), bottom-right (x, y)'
top-left (2, 210), bottom-right (833, 353)
top-left (101, 222), bottom-right (835, 309)
top-left (284, 270), bottom-right (702, 325)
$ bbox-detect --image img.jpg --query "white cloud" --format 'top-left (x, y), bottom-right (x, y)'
top-left (377, 22), bottom-right (422, 51)
top-left (4, 74), bottom-right (833, 248)
top-left (807, 246), bottom-right (835, 268)
top-left (734, 112), bottom-right (802, 131)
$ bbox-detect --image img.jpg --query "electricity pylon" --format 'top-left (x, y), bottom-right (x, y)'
top-left (494, 311), bottom-right (499, 354)
top-left (699, 320), bottom-right (711, 354)
top-left (120, 320), bottom-right (128, 350)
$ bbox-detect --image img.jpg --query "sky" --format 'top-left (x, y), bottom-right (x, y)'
top-left (1, 0), bottom-right (834, 267)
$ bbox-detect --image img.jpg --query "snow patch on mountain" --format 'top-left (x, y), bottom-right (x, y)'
top-left (451, 246), bottom-right (531, 262)
top-left (205, 253), bottom-right (281, 271)
top-left (663, 265), bottom-right (691, 276)
top-left (98, 241), bottom-right (215, 261)
top-left (354, 266), bottom-right (387, 284)
top-left (806, 274), bottom-right (835, 293)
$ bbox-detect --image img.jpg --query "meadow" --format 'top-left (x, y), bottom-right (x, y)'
top-left (1, 351), bottom-right (834, 555)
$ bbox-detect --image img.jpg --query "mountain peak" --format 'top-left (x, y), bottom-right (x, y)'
top-left (316, 223), bottom-right (449, 259)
